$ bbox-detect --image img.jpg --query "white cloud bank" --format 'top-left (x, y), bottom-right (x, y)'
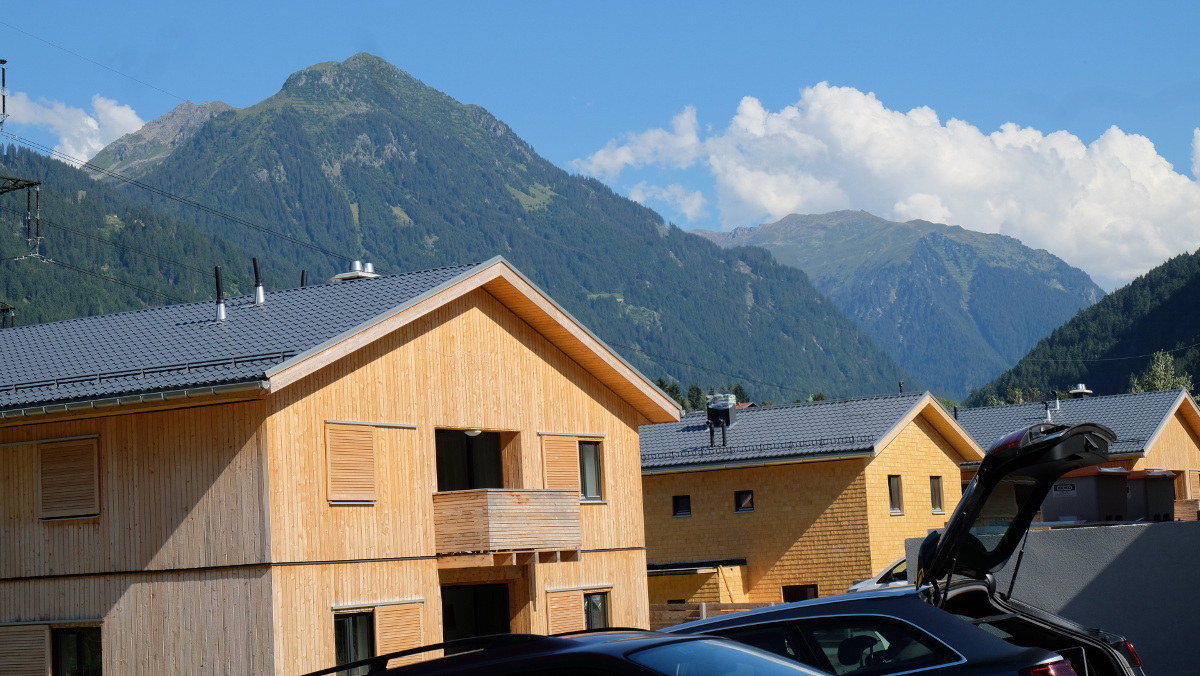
top-left (574, 83), bottom-right (1200, 290)
top-left (6, 92), bottom-right (144, 162)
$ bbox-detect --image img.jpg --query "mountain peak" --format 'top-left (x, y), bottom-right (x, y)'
top-left (88, 100), bottom-right (236, 180)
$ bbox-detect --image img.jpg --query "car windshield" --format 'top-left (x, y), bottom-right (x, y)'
top-left (629, 638), bottom-right (826, 676)
top-left (964, 473), bottom-right (1039, 556)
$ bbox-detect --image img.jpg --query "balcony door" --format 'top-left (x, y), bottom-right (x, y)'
top-left (436, 430), bottom-right (503, 492)
top-left (441, 583), bottom-right (511, 646)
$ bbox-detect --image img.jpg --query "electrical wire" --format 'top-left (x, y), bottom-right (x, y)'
top-left (0, 131), bottom-right (370, 271)
top-left (32, 257), bottom-right (188, 302)
top-left (0, 203), bottom-right (240, 283)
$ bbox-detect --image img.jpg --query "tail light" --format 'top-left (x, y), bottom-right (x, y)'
top-left (1019, 660), bottom-right (1078, 676)
top-left (1122, 640), bottom-right (1142, 667)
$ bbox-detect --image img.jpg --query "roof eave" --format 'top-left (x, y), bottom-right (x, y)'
top-left (642, 449), bottom-right (874, 475)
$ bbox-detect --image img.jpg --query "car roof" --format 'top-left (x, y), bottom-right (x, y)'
top-left (665, 587), bottom-right (922, 633)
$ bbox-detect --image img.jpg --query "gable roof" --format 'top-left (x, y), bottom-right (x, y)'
top-left (956, 389), bottom-right (1198, 458)
top-left (0, 257), bottom-right (680, 423)
top-left (641, 391), bottom-right (981, 473)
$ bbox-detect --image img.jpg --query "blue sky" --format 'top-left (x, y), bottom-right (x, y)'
top-left (3, 1), bottom-right (1199, 289)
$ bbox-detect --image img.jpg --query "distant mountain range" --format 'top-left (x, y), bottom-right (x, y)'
top-left (965, 248), bottom-right (1200, 405)
top-left (1, 54), bottom-right (921, 403)
top-left (695, 212), bottom-right (1104, 399)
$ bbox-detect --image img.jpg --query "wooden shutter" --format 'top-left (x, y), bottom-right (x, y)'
top-left (375, 603), bottom-right (425, 666)
top-left (39, 438), bottom-right (99, 519)
top-left (546, 591), bottom-right (584, 634)
top-left (0, 625), bottom-right (49, 676)
top-left (543, 437), bottom-right (579, 491)
top-left (326, 425), bottom-right (376, 502)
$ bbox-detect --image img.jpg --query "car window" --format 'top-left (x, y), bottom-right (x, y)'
top-left (966, 474), bottom-right (1040, 556)
top-left (628, 638), bottom-right (827, 676)
top-left (789, 617), bottom-right (958, 676)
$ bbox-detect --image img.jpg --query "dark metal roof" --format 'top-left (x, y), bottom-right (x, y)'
top-left (956, 389), bottom-right (1188, 457)
top-left (640, 392), bottom-right (928, 470)
top-left (0, 262), bottom-right (484, 411)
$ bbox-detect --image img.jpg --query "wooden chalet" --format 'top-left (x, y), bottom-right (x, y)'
top-left (0, 257), bottom-right (680, 675)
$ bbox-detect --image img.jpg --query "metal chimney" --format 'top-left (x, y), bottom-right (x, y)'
top-left (252, 257), bottom-right (265, 305)
top-left (1068, 384), bottom-right (1092, 399)
top-left (214, 266), bottom-right (226, 322)
top-left (331, 260), bottom-right (381, 283)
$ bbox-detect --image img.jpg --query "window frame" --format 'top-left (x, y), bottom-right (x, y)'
top-left (51, 626), bottom-right (102, 676)
top-left (734, 489), bottom-right (755, 513)
top-left (930, 475), bottom-right (945, 514)
top-left (579, 441), bottom-right (603, 502)
top-left (333, 611), bottom-right (376, 676)
top-left (583, 591), bottom-right (610, 630)
top-left (888, 475), bottom-right (904, 515)
top-left (672, 494), bottom-right (692, 517)
top-left (781, 584), bottom-right (818, 603)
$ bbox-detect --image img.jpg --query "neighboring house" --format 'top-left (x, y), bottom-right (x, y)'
top-left (639, 392), bottom-right (982, 604)
top-left (0, 257), bottom-right (680, 675)
top-left (956, 388), bottom-right (1200, 517)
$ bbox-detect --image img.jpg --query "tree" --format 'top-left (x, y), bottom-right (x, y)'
top-left (731, 383), bottom-right (750, 404)
top-left (686, 385), bottom-right (707, 413)
top-left (1129, 351), bottom-right (1193, 393)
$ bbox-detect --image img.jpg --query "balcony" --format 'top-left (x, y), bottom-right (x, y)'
top-left (433, 488), bottom-right (581, 565)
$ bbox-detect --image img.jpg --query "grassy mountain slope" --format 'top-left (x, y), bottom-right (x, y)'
top-left (695, 211), bottom-right (1103, 399)
top-left (0, 145), bottom-right (253, 325)
top-left (71, 54), bottom-right (919, 401)
top-left (965, 249), bottom-right (1200, 405)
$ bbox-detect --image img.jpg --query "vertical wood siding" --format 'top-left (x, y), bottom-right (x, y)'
top-left (0, 568), bottom-right (273, 675)
top-left (0, 401), bottom-right (268, 578)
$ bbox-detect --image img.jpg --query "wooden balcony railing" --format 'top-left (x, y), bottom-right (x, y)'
top-left (433, 488), bottom-right (581, 555)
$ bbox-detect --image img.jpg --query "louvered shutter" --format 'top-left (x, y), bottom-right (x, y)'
top-left (39, 439), bottom-right (99, 518)
top-left (0, 625), bottom-right (49, 676)
top-left (375, 603), bottom-right (425, 666)
top-left (542, 437), bottom-right (579, 492)
top-left (546, 591), bottom-right (585, 634)
top-left (326, 425), bottom-right (376, 502)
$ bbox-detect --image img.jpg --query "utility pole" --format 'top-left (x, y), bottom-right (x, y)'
top-left (0, 58), bottom-right (46, 260)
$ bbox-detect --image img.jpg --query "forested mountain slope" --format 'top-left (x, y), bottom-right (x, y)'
top-left (12, 54), bottom-right (920, 401)
top-left (0, 145), bottom-right (252, 325)
top-left (965, 249), bottom-right (1200, 405)
top-left (696, 211), bottom-right (1103, 399)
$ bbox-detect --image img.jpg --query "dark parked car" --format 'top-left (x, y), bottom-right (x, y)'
top-left (668, 422), bottom-right (1146, 676)
top-left (300, 629), bottom-right (832, 676)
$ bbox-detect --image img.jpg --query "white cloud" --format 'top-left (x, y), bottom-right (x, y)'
top-left (629, 182), bottom-right (709, 220)
top-left (6, 92), bottom-right (144, 163)
top-left (1192, 128), bottom-right (1200, 180)
top-left (571, 106), bottom-right (702, 180)
top-left (576, 83), bottom-right (1200, 289)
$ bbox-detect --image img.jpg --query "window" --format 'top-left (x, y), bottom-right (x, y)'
top-left (39, 439), bottom-right (99, 519)
top-left (781, 584), bottom-right (818, 602)
top-left (333, 612), bottom-right (375, 676)
top-left (326, 424), bottom-right (376, 503)
top-left (584, 592), bottom-right (610, 630)
top-left (579, 441), bottom-right (603, 501)
top-left (734, 490), bottom-right (754, 512)
top-left (888, 475), bottom-right (903, 515)
top-left (435, 430), bottom-right (503, 491)
top-left (672, 495), bottom-right (692, 517)
top-left (930, 476), bottom-right (944, 514)
top-left (52, 627), bottom-right (102, 676)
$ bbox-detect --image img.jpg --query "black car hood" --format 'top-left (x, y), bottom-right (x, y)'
top-left (915, 422), bottom-right (1116, 587)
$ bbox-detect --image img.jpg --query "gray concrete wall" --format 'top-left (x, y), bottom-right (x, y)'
top-left (908, 521), bottom-right (1200, 674)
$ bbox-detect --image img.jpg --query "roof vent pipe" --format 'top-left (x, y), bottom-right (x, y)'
top-left (364, 262), bottom-right (375, 274)
top-left (252, 257), bottom-right (265, 305)
top-left (214, 266), bottom-right (226, 322)
top-left (331, 260), bottom-right (381, 283)
top-left (300, 270), bottom-right (308, 287)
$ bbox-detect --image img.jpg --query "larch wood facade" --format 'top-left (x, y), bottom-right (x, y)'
top-left (0, 261), bottom-right (679, 675)
top-left (642, 394), bottom-right (981, 604)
